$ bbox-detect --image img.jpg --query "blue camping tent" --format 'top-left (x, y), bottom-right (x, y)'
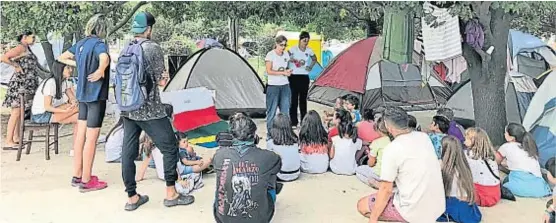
top-left (522, 71), bottom-right (556, 167)
top-left (508, 29), bottom-right (549, 58)
top-left (322, 50), bottom-right (333, 67)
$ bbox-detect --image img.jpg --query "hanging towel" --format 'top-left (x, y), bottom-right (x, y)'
top-left (444, 56), bottom-right (467, 83)
top-left (422, 2), bottom-right (462, 61)
top-left (382, 9), bottom-right (414, 64)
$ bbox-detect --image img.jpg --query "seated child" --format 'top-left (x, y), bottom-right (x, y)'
top-left (177, 132), bottom-right (212, 176)
top-left (542, 158), bottom-right (555, 223)
top-left (299, 110), bottom-right (330, 174)
top-left (355, 108), bottom-right (380, 165)
top-left (464, 128), bottom-right (501, 207)
top-left (438, 136), bottom-right (482, 223)
top-left (31, 61), bottom-right (78, 125)
top-left (344, 95), bottom-right (361, 124)
top-left (329, 117), bottom-right (362, 175)
top-left (136, 132), bottom-right (165, 181)
top-left (429, 115), bottom-right (450, 159)
top-left (324, 95), bottom-right (347, 128)
top-left (355, 117), bottom-right (390, 188)
top-left (496, 123), bottom-right (551, 198)
top-left (408, 114), bottom-right (421, 131)
top-left (267, 113), bottom-right (301, 182)
top-left (105, 117), bottom-right (124, 163)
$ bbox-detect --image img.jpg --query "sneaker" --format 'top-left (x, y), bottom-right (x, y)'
top-left (71, 177), bottom-right (82, 187)
top-left (79, 176), bottom-right (108, 193)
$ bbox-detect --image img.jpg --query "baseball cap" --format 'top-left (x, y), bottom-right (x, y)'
top-left (131, 12), bottom-right (156, 34)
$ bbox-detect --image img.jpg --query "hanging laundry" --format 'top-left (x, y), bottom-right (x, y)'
top-left (433, 62), bottom-right (448, 81)
top-left (444, 56), bottom-right (467, 84)
top-left (464, 19), bottom-right (485, 49)
top-left (382, 8), bottom-right (414, 64)
top-left (422, 2), bottom-right (462, 61)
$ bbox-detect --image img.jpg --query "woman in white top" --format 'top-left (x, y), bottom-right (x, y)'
top-left (287, 31), bottom-right (317, 127)
top-left (496, 123), bottom-right (551, 197)
top-left (105, 117), bottom-right (124, 163)
top-left (31, 61), bottom-right (78, 125)
top-left (265, 35), bottom-right (292, 138)
top-left (329, 110), bottom-right (362, 175)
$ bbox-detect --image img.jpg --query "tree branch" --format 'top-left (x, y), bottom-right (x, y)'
top-left (107, 1), bottom-right (148, 37)
top-left (336, 3), bottom-right (366, 21)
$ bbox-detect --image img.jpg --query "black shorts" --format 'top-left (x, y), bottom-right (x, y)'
top-left (78, 101), bottom-right (106, 128)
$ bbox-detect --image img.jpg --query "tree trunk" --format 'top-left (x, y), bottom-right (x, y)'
top-left (366, 20), bottom-right (380, 37)
top-left (463, 7), bottom-right (511, 146)
top-left (41, 40), bottom-right (55, 73)
top-left (228, 17), bottom-right (239, 51)
top-left (63, 33), bottom-right (73, 52)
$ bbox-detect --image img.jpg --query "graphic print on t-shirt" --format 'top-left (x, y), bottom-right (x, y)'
top-left (218, 160), bottom-right (261, 219)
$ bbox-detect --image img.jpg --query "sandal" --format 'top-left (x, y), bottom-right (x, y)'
top-left (125, 194), bottom-right (149, 211)
top-left (3, 145), bottom-right (20, 150)
top-left (163, 194), bottom-right (195, 207)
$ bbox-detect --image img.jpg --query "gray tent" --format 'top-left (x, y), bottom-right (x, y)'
top-left (163, 47), bottom-right (266, 118)
top-left (309, 59), bottom-right (450, 111)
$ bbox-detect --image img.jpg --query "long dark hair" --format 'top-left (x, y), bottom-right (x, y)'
top-left (270, 113), bottom-right (298, 146)
top-left (299, 110), bottom-right (328, 146)
top-left (17, 30), bottom-right (33, 42)
top-left (335, 109), bottom-right (357, 143)
top-left (41, 61), bottom-right (66, 99)
top-left (506, 123), bottom-right (538, 159)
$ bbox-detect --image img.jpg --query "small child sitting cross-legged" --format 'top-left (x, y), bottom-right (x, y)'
top-left (176, 132), bottom-right (212, 176)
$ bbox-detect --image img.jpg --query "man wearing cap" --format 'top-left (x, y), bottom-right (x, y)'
top-left (119, 11), bottom-right (192, 211)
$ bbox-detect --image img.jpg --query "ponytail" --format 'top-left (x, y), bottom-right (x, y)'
top-left (337, 121), bottom-right (358, 143)
top-left (521, 132), bottom-right (539, 159)
top-left (506, 123), bottom-right (539, 159)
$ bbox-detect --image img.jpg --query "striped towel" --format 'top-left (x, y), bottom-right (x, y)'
top-left (422, 2), bottom-right (462, 62)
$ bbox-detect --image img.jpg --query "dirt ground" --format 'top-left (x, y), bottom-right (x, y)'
top-left (0, 103), bottom-right (548, 223)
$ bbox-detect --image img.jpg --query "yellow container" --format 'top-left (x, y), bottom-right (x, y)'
top-left (276, 31), bottom-right (323, 64)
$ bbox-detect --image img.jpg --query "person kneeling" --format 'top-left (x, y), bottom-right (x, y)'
top-left (31, 61), bottom-right (78, 127)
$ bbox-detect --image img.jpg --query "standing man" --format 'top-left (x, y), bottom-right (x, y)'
top-left (288, 31), bottom-right (317, 127)
top-left (58, 14), bottom-right (110, 192)
top-left (118, 12), bottom-right (193, 211)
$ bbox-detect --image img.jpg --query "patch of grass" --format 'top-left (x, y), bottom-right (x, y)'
top-left (247, 56), bottom-right (266, 82)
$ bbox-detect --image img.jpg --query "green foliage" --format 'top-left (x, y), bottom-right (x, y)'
top-left (1, 1), bottom-right (144, 43)
top-left (160, 35), bottom-right (196, 56)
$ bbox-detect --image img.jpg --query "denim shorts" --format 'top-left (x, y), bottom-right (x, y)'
top-left (181, 166), bottom-right (194, 175)
top-left (31, 112), bottom-right (52, 124)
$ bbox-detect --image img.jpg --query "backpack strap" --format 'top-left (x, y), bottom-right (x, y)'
top-left (483, 159), bottom-right (500, 181)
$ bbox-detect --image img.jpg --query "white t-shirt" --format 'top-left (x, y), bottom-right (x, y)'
top-left (265, 50), bottom-right (290, 86)
top-left (105, 126), bottom-right (124, 163)
top-left (380, 131), bottom-right (445, 223)
top-left (466, 153), bottom-right (500, 186)
top-left (498, 142), bottom-right (542, 177)
top-left (288, 46), bottom-right (315, 75)
top-left (32, 79), bottom-right (71, 115)
top-left (330, 136), bottom-right (362, 175)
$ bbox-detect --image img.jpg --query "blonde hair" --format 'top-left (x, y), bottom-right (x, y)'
top-left (441, 136), bottom-right (476, 204)
top-left (465, 127), bottom-right (495, 160)
top-left (85, 14), bottom-right (108, 38)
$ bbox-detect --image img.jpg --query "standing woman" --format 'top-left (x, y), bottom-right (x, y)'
top-left (288, 31), bottom-right (317, 127)
top-left (58, 14), bottom-right (111, 192)
top-left (1, 31), bottom-right (42, 149)
top-left (265, 35), bottom-right (292, 138)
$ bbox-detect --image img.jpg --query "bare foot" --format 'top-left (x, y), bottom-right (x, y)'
top-left (136, 177), bottom-right (144, 182)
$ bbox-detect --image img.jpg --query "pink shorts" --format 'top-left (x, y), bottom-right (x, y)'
top-left (368, 194), bottom-right (407, 222)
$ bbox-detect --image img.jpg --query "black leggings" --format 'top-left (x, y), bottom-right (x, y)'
top-left (78, 101), bottom-right (107, 128)
top-left (288, 75), bottom-right (310, 126)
